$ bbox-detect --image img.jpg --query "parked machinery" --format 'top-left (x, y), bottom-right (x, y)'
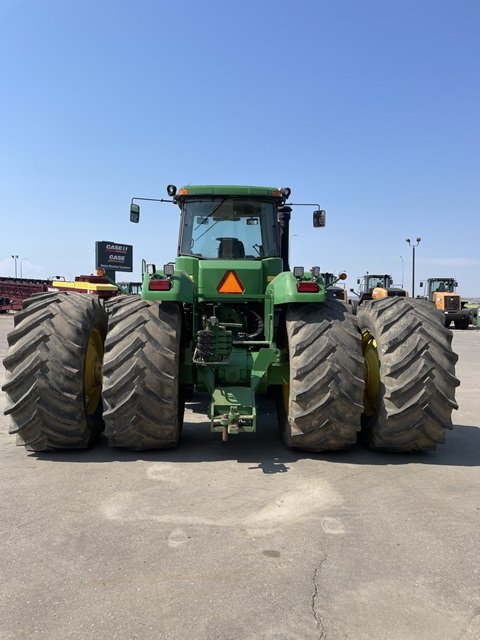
top-left (0, 277), bottom-right (51, 312)
top-left (0, 274), bottom-right (118, 314)
top-left (321, 272), bottom-right (348, 302)
top-left (420, 277), bottom-right (472, 329)
top-left (353, 273), bottom-right (407, 302)
top-left (348, 273), bottom-right (407, 313)
top-left (2, 184), bottom-right (459, 453)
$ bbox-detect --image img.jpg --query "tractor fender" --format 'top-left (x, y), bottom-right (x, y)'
top-left (266, 271), bottom-right (327, 305)
top-left (141, 270), bottom-right (196, 303)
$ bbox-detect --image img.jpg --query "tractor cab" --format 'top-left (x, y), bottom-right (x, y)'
top-left (363, 274), bottom-right (394, 296)
top-left (178, 197), bottom-right (280, 261)
top-left (357, 274), bottom-right (406, 300)
top-left (349, 274), bottom-right (407, 310)
top-left (420, 277), bottom-right (471, 328)
top-left (424, 278), bottom-right (457, 298)
top-left (130, 185), bottom-right (327, 302)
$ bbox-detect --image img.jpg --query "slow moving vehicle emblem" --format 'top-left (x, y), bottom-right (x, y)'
top-left (217, 271), bottom-right (245, 294)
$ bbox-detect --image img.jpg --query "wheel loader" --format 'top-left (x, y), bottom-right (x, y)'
top-left (2, 185), bottom-right (459, 453)
top-left (420, 277), bottom-right (472, 329)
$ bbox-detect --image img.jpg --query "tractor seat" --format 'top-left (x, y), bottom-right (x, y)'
top-left (217, 238), bottom-right (245, 259)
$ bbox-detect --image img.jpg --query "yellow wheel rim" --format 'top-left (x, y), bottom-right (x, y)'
top-left (362, 331), bottom-right (380, 416)
top-left (84, 327), bottom-right (104, 415)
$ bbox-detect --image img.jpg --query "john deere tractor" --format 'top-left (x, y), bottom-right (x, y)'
top-left (2, 185), bottom-right (459, 453)
top-left (321, 272), bottom-right (348, 302)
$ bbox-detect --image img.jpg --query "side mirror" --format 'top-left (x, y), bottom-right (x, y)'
top-left (130, 203), bottom-right (140, 223)
top-left (357, 278), bottom-right (360, 285)
top-left (454, 281), bottom-right (458, 287)
top-left (419, 281), bottom-right (424, 288)
top-left (313, 209), bottom-right (326, 228)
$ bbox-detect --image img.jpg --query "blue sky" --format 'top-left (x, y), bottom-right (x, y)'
top-left (1, 0), bottom-right (479, 295)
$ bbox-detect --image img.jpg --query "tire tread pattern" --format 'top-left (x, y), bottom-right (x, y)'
top-left (357, 297), bottom-right (459, 451)
top-left (2, 292), bottom-right (107, 451)
top-left (281, 299), bottom-right (364, 451)
top-left (102, 295), bottom-right (182, 449)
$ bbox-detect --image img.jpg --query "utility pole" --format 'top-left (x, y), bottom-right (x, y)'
top-left (11, 254), bottom-right (18, 278)
top-left (405, 238), bottom-right (421, 298)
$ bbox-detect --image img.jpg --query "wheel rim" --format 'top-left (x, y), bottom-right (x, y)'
top-left (84, 327), bottom-right (104, 415)
top-left (362, 331), bottom-right (380, 416)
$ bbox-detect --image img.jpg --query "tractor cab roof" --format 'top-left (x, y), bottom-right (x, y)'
top-left (427, 277), bottom-right (456, 282)
top-left (175, 185), bottom-right (287, 200)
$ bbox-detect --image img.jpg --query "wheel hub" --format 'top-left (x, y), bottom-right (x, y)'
top-left (85, 328), bottom-right (104, 415)
top-left (362, 331), bottom-right (380, 416)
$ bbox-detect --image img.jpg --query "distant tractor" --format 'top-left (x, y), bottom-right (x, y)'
top-left (2, 184), bottom-right (459, 454)
top-left (353, 273), bottom-right (407, 302)
top-left (321, 272), bottom-right (348, 302)
top-left (349, 273), bottom-right (407, 313)
top-left (420, 277), bottom-right (472, 329)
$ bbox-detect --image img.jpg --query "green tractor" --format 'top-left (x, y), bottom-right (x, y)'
top-left (2, 185), bottom-right (459, 453)
top-left (321, 272), bottom-right (348, 303)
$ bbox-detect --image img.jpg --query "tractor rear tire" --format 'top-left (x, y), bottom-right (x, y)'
top-left (357, 297), bottom-right (459, 452)
top-left (102, 296), bottom-right (184, 449)
top-left (278, 299), bottom-right (364, 451)
top-left (2, 292), bottom-right (107, 451)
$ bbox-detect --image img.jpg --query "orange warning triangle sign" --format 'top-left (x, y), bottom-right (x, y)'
top-left (217, 270), bottom-right (245, 294)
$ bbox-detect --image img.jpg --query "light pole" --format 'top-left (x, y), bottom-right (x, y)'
top-left (399, 255), bottom-right (404, 288)
top-left (405, 238), bottom-right (421, 298)
top-left (11, 254), bottom-right (19, 278)
top-left (20, 258), bottom-right (28, 278)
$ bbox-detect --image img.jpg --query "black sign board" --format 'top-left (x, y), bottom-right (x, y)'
top-left (95, 241), bottom-right (133, 272)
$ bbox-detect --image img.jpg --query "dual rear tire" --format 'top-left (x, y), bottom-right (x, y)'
top-left (2, 293), bottom-right (183, 452)
top-left (279, 297), bottom-right (459, 453)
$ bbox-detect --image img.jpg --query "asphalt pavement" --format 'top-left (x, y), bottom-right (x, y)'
top-left (0, 314), bottom-right (479, 640)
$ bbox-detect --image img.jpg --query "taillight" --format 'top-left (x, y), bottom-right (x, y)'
top-left (297, 281), bottom-right (319, 293)
top-left (149, 279), bottom-right (171, 291)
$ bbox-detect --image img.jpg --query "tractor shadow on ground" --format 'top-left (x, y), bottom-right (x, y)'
top-left (29, 395), bottom-right (480, 470)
